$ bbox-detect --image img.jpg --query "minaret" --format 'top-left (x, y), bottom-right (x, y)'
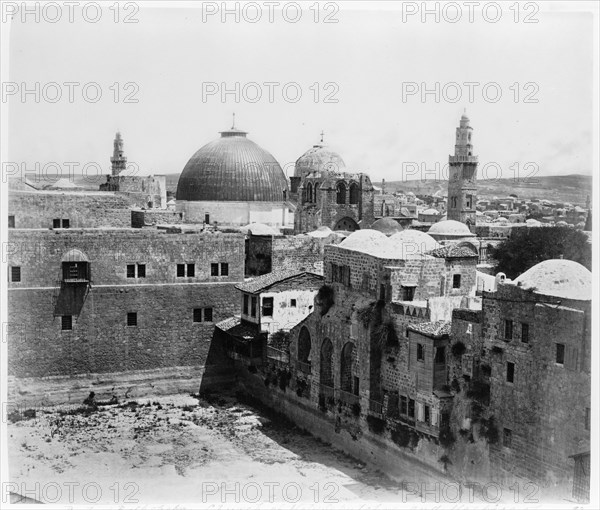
top-left (447, 111), bottom-right (477, 226)
top-left (110, 132), bottom-right (127, 176)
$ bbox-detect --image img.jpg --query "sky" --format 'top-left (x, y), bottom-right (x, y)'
top-left (4, 1), bottom-right (597, 183)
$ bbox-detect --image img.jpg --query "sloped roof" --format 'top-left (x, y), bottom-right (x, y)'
top-left (215, 316), bottom-right (259, 340)
top-left (235, 270), bottom-right (323, 294)
top-left (408, 320), bottom-right (451, 337)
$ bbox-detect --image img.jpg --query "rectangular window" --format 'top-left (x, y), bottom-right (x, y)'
top-left (504, 320), bottom-right (513, 340)
top-left (211, 263), bottom-right (219, 276)
top-left (434, 346), bottom-right (445, 363)
top-left (453, 274), bottom-right (461, 289)
top-left (424, 405), bottom-right (430, 424)
top-left (262, 297), bottom-right (274, 317)
top-left (8, 215), bottom-right (15, 228)
top-left (521, 323), bottom-right (529, 343)
top-left (379, 284), bottom-right (386, 301)
top-left (220, 263), bottom-right (229, 276)
top-left (417, 343), bottom-right (424, 361)
top-left (205, 213), bottom-right (210, 224)
top-left (401, 285), bottom-right (415, 301)
top-left (53, 219), bottom-right (61, 228)
top-left (506, 362), bottom-right (515, 383)
top-left (243, 294), bottom-right (249, 315)
top-left (137, 264), bottom-right (146, 278)
top-left (408, 398), bottom-right (415, 419)
top-left (251, 296), bottom-right (257, 317)
top-left (61, 315), bottom-right (72, 330)
top-left (290, 298), bottom-right (297, 307)
top-left (127, 312), bottom-right (137, 327)
top-left (187, 263), bottom-right (195, 277)
top-left (193, 308), bottom-right (203, 323)
top-left (127, 264), bottom-right (136, 278)
top-left (10, 266), bottom-right (21, 282)
top-left (177, 264), bottom-right (185, 277)
top-left (556, 343), bottom-right (565, 365)
top-left (400, 395), bottom-right (408, 415)
top-left (62, 219), bottom-right (70, 228)
top-left (503, 427), bottom-right (513, 447)
top-left (203, 307), bottom-right (213, 322)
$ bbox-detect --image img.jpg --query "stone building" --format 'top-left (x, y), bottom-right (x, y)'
top-left (291, 140), bottom-right (376, 233)
top-left (447, 112), bottom-right (477, 226)
top-left (99, 132), bottom-right (168, 209)
top-left (175, 122), bottom-right (293, 228)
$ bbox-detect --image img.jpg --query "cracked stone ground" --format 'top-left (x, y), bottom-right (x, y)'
top-left (8, 393), bottom-right (419, 505)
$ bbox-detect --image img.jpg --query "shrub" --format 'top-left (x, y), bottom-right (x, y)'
top-left (467, 381), bottom-right (490, 406)
top-left (374, 320), bottom-right (399, 350)
top-left (366, 415), bottom-right (386, 434)
top-left (451, 341), bottom-right (466, 357)
top-left (439, 454), bottom-right (453, 471)
top-left (316, 285), bottom-right (334, 316)
top-left (438, 425), bottom-right (456, 449)
top-left (480, 416), bottom-right (499, 444)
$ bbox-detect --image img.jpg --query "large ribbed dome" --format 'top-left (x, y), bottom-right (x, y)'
top-left (176, 128), bottom-right (288, 202)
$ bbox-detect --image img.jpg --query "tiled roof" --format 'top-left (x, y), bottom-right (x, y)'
top-left (235, 270), bottom-right (322, 294)
top-left (428, 244), bottom-right (478, 258)
top-left (408, 320), bottom-right (451, 337)
top-left (215, 316), bottom-right (259, 340)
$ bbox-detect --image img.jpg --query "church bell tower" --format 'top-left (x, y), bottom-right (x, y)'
top-left (447, 111), bottom-right (477, 226)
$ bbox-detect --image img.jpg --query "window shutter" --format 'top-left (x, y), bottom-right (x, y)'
top-left (417, 402), bottom-right (424, 421)
top-left (565, 346), bottom-right (579, 371)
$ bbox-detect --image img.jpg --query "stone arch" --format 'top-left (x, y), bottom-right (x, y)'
top-left (298, 326), bottom-right (312, 363)
top-left (349, 182), bottom-right (360, 204)
top-left (320, 338), bottom-right (334, 387)
top-left (340, 341), bottom-right (357, 392)
top-left (333, 217), bottom-right (359, 232)
top-left (336, 181), bottom-right (347, 204)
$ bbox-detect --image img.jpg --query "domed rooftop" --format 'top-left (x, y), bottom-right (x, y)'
top-left (177, 127), bottom-right (288, 202)
top-left (340, 229), bottom-right (389, 255)
top-left (513, 259), bottom-right (591, 300)
top-left (422, 208), bottom-right (440, 215)
top-left (389, 230), bottom-right (439, 254)
top-left (339, 229), bottom-right (437, 259)
top-left (294, 143), bottom-right (345, 177)
top-left (371, 217), bottom-right (403, 235)
top-left (428, 219), bottom-right (474, 237)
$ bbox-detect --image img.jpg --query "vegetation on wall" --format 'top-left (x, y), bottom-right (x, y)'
top-left (316, 285), bottom-right (335, 316)
top-left (451, 341), bottom-right (466, 357)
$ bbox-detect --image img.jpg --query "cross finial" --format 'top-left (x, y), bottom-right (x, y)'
top-left (320, 130), bottom-right (325, 143)
top-left (232, 112), bottom-right (236, 129)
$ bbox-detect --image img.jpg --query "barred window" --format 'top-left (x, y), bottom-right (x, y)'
top-left (61, 315), bottom-right (72, 330)
top-left (127, 312), bottom-right (138, 327)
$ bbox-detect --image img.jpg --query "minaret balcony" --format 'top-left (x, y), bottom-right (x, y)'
top-left (449, 155), bottom-right (478, 164)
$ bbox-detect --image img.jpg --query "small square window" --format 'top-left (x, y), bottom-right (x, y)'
top-left (521, 323), bottom-right (529, 343)
top-left (503, 427), bottom-right (512, 447)
top-left (453, 274), bottom-right (461, 289)
top-left (262, 297), bottom-right (274, 317)
top-left (193, 308), bottom-right (202, 323)
top-left (504, 320), bottom-right (513, 340)
top-left (203, 307), bottom-right (213, 322)
top-left (10, 266), bottom-right (21, 282)
top-left (8, 215), bottom-right (15, 228)
top-left (137, 264), bottom-right (146, 278)
top-left (211, 263), bottom-right (219, 276)
top-left (127, 264), bottom-right (136, 278)
top-left (556, 343), bottom-right (565, 365)
top-left (177, 264), bottom-right (185, 277)
top-left (417, 343), bottom-right (424, 361)
top-left (506, 362), bottom-right (515, 383)
top-left (61, 315), bottom-right (72, 330)
top-left (62, 219), bottom-right (70, 228)
top-left (187, 263), bottom-right (195, 277)
top-left (53, 219), bottom-right (61, 228)
top-left (220, 263), bottom-right (229, 276)
top-left (290, 299), bottom-right (297, 307)
top-left (127, 312), bottom-right (137, 327)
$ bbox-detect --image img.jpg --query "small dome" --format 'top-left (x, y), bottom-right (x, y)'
top-left (389, 230), bottom-right (439, 257)
top-left (495, 217), bottom-right (509, 223)
top-left (295, 144), bottom-right (345, 177)
top-left (526, 219), bottom-right (542, 227)
top-left (422, 208), bottom-right (440, 215)
top-left (556, 221), bottom-right (568, 227)
top-left (371, 217), bottom-right (403, 235)
top-left (340, 229), bottom-right (390, 255)
top-left (428, 219), bottom-right (473, 237)
top-left (307, 226), bottom-right (334, 238)
top-left (513, 259), bottom-right (591, 300)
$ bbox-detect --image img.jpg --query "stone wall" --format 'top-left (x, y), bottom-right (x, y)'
top-left (8, 191), bottom-right (132, 229)
top-left (100, 175), bottom-right (167, 209)
top-left (131, 209), bottom-right (184, 228)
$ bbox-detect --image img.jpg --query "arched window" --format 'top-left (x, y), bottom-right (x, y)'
top-left (336, 182), bottom-right (347, 204)
top-left (340, 341), bottom-right (357, 393)
top-left (298, 326), bottom-right (312, 363)
top-left (320, 338), bottom-right (334, 387)
top-left (313, 183), bottom-right (319, 203)
top-left (305, 182), bottom-right (313, 204)
top-left (349, 182), bottom-right (360, 204)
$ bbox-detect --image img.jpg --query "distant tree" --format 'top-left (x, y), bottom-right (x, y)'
top-left (490, 227), bottom-right (592, 279)
top-left (584, 209), bottom-right (592, 231)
